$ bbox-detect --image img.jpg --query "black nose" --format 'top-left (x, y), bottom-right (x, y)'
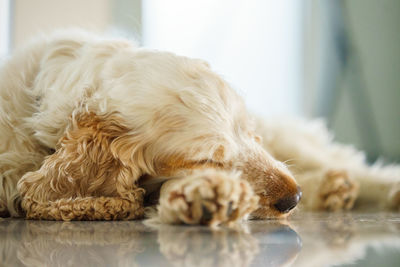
top-left (274, 187), bottom-right (302, 213)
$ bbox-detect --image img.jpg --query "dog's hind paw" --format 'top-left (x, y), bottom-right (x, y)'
top-left (318, 170), bottom-right (359, 211)
top-left (159, 170), bottom-right (259, 226)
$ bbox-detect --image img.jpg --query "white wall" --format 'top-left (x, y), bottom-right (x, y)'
top-left (11, 0), bottom-right (112, 49)
top-left (143, 0), bottom-right (303, 117)
top-left (0, 0), bottom-right (10, 57)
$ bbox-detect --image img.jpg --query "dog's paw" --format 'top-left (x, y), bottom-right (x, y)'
top-left (318, 170), bottom-right (359, 211)
top-left (159, 170), bottom-right (259, 226)
top-left (388, 182), bottom-right (400, 211)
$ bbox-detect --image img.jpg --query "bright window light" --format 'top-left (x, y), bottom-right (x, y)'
top-left (143, 0), bottom-right (303, 116)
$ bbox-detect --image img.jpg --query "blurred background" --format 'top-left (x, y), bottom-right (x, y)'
top-left (0, 0), bottom-right (399, 163)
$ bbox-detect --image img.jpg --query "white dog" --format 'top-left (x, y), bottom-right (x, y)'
top-left (0, 31), bottom-right (398, 225)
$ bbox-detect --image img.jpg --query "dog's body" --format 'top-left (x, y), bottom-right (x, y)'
top-left (0, 31), bottom-right (399, 224)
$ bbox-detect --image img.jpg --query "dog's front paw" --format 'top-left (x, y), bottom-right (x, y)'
top-left (159, 170), bottom-right (259, 226)
top-left (319, 170), bottom-right (359, 211)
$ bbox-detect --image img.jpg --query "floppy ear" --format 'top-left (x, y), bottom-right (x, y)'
top-left (18, 110), bottom-right (147, 220)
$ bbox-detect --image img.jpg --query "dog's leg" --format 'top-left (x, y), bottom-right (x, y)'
top-left (18, 162), bottom-right (145, 221)
top-left (17, 111), bottom-right (145, 221)
top-left (18, 162), bottom-right (145, 220)
top-left (157, 169), bottom-right (259, 226)
top-left (293, 161), bottom-right (400, 212)
top-left (255, 117), bottom-right (400, 211)
top-left (20, 189), bottom-right (145, 221)
top-left (295, 169), bottom-right (359, 211)
top-left (350, 164), bottom-right (400, 210)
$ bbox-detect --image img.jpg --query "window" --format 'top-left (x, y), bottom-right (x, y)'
top-left (143, 0), bottom-right (303, 116)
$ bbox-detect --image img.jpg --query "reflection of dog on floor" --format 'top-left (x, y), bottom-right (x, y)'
top-left (0, 31), bottom-right (399, 225)
top-left (156, 222), bottom-right (303, 267)
top-left (156, 225), bottom-right (260, 267)
top-left (289, 213), bottom-right (400, 267)
top-left (2, 217), bottom-right (397, 267)
top-left (0, 219), bottom-right (301, 267)
top-left (0, 220), bottom-right (144, 267)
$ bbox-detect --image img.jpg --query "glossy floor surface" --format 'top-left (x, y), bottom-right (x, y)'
top-left (1, 212), bottom-right (400, 267)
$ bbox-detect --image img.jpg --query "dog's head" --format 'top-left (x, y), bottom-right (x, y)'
top-left (102, 49), bottom-right (301, 218)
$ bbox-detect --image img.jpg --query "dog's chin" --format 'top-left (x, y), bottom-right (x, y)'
top-left (249, 206), bottom-right (295, 220)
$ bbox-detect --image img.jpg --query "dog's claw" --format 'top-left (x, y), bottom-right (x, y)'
top-left (201, 205), bottom-right (213, 222)
top-left (227, 201), bottom-right (234, 217)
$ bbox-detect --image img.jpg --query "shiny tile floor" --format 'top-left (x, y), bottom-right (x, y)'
top-left (1, 212), bottom-right (400, 267)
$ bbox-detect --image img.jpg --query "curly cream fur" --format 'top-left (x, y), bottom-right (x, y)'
top-left (0, 30), bottom-right (299, 223)
top-left (0, 30), bottom-right (398, 224)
